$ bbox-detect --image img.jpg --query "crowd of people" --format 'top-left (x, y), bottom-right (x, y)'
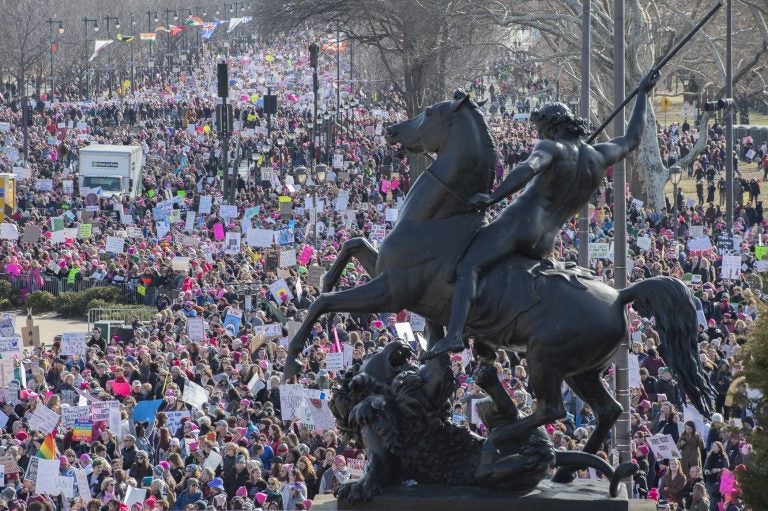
top-left (0, 27), bottom-right (763, 511)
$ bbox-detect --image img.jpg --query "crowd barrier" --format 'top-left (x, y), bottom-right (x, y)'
top-left (0, 272), bottom-right (160, 306)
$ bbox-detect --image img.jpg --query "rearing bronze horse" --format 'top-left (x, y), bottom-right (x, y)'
top-left (284, 91), bottom-right (713, 469)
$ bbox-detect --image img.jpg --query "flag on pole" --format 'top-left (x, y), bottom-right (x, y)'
top-left (115, 34), bottom-right (135, 43)
top-left (227, 17), bottom-right (244, 33)
top-left (36, 432), bottom-right (57, 459)
top-left (183, 16), bottom-right (204, 26)
top-left (321, 40), bottom-right (348, 54)
top-left (169, 25), bottom-right (188, 37)
top-left (201, 21), bottom-right (221, 40)
top-left (139, 33), bottom-right (157, 40)
top-left (89, 40), bottom-right (114, 62)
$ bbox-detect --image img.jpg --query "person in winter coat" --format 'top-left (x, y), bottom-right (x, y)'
top-left (659, 458), bottom-right (687, 506)
top-left (677, 421), bottom-right (705, 474)
top-left (318, 456), bottom-right (350, 495)
top-left (173, 478), bottom-right (203, 510)
top-left (703, 441), bottom-right (729, 511)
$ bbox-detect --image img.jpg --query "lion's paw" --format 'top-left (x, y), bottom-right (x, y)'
top-left (337, 477), bottom-right (382, 504)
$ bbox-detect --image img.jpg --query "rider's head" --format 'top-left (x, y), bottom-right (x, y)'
top-left (531, 103), bottom-right (590, 139)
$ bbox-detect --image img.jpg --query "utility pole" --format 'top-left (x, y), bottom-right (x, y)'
top-left (725, 0), bottom-right (734, 231)
top-left (577, 0), bottom-right (591, 268)
top-left (217, 62), bottom-right (234, 203)
top-left (612, 0), bottom-right (632, 492)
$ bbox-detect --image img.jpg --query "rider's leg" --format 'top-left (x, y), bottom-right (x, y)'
top-left (429, 223), bottom-right (518, 356)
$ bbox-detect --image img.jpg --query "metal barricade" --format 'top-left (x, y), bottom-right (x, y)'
top-left (87, 307), bottom-right (158, 331)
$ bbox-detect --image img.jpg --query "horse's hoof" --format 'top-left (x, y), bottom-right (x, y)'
top-left (425, 336), bottom-right (465, 359)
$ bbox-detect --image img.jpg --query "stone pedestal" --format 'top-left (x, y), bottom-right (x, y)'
top-left (322, 480), bottom-right (656, 511)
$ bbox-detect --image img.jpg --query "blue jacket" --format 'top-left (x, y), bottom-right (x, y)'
top-left (173, 489), bottom-right (203, 510)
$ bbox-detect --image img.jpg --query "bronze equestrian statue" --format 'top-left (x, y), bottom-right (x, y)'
top-left (283, 73), bottom-right (714, 498)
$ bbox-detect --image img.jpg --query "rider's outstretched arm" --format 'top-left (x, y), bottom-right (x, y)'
top-left (593, 71), bottom-right (659, 169)
top-left (488, 143), bottom-right (556, 204)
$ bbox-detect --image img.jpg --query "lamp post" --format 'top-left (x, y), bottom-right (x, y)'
top-left (294, 164), bottom-right (327, 247)
top-left (147, 11), bottom-right (159, 69)
top-left (83, 17), bottom-right (99, 99)
top-left (165, 9), bottom-right (178, 73)
top-left (46, 19), bottom-right (63, 102)
top-left (129, 13), bottom-right (137, 92)
top-left (669, 165), bottom-right (682, 240)
top-left (104, 16), bottom-right (120, 97)
top-left (309, 42), bottom-right (320, 174)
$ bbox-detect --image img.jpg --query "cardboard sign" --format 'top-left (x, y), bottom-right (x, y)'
top-left (105, 236), bottom-right (125, 254)
top-left (646, 434), bottom-right (682, 460)
top-left (279, 249), bottom-right (297, 268)
top-left (279, 384), bottom-right (305, 421)
top-left (60, 332), bottom-right (88, 356)
top-left (187, 317), bottom-right (205, 341)
top-left (29, 404), bottom-right (60, 435)
top-left (91, 400), bottom-right (119, 421)
top-left (182, 380), bottom-right (209, 410)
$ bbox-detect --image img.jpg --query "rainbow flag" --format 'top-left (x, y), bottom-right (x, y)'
top-left (35, 433), bottom-right (56, 459)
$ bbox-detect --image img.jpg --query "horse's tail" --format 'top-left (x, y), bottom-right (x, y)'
top-left (619, 276), bottom-right (715, 416)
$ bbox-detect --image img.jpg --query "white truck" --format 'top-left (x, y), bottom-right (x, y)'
top-left (78, 144), bottom-right (144, 198)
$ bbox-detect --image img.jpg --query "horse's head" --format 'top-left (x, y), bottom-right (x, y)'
top-left (385, 90), bottom-right (478, 154)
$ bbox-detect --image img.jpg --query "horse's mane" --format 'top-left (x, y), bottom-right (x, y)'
top-left (466, 103), bottom-right (496, 190)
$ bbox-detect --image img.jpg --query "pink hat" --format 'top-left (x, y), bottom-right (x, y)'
top-left (59, 455), bottom-right (70, 465)
top-left (235, 486), bottom-right (247, 497)
top-left (159, 460), bottom-right (170, 471)
top-left (303, 499), bottom-right (313, 510)
top-left (255, 493), bottom-right (267, 505)
top-left (333, 456), bottom-right (346, 466)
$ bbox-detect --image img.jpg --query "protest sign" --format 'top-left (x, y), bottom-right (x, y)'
top-left (91, 400), bottom-right (119, 421)
top-left (23, 224), bottom-right (41, 243)
top-left (76, 469), bottom-right (92, 500)
top-left (28, 404), bottom-right (60, 435)
top-left (394, 322), bottom-right (416, 344)
top-left (689, 226), bottom-right (705, 238)
top-left (589, 243), bottom-right (610, 259)
top-left (0, 315), bottom-right (15, 338)
top-left (253, 323), bottom-right (282, 338)
top-left (223, 308), bottom-right (243, 336)
top-left (279, 384), bottom-right (305, 421)
top-left (279, 249), bottom-right (297, 267)
top-left (183, 380), bottom-right (209, 410)
top-left (61, 406), bottom-right (90, 429)
top-left (60, 332), bottom-right (88, 356)
top-left (269, 279), bottom-right (294, 303)
top-left (35, 459), bottom-right (60, 493)
top-left (646, 434), bottom-right (682, 460)
top-left (171, 256), bottom-right (190, 271)
top-left (198, 196), bottom-right (212, 214)
top-left (0, 224), bottom-right (18, 240)
top-left (123, 487), bottom-right (147, 510)
top-left (204, 451), bottom-right (223, 471)
top-left (105, 236), bottom-right (125, 253)
top-left (225, 232), bottom-right (241, 254)
top-left (721, 255), bottom-right (742, 280)
top-left (165, 411), bottom-right (191, 435)
top-left (346, 458), bottom-right (367, 479)
top-left (220, 204), bottom-right (238, 218)
top-left (247, 228), bottom-right (275, 248)
top-left (187, 317), bottom-right (205, 341)
top-left (325, 352), bottom-right (344, 372)
top-left (628, 354), bottom-right (641, 388)
top-left (72, 419), bottom-right (93, 442)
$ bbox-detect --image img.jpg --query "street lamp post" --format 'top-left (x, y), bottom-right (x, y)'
top-left (147, 11), bottom-right (159, 69)
top-left (294, 164), bottom-right (327, 247)
top-left (309, 42), bottom-right (320, 173)
top-left (46, 19), bottom-right (64, 102)
top-left (83, 17), bottom-right (99, 98)
top-left (104, 16), bottom-right (120, 97)
top-left (129, 13), bottom-right (136, 93)
top-left (669, 165), bottom-right (682, 240)
top-left (165, 9), bottom-right (178, 73)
